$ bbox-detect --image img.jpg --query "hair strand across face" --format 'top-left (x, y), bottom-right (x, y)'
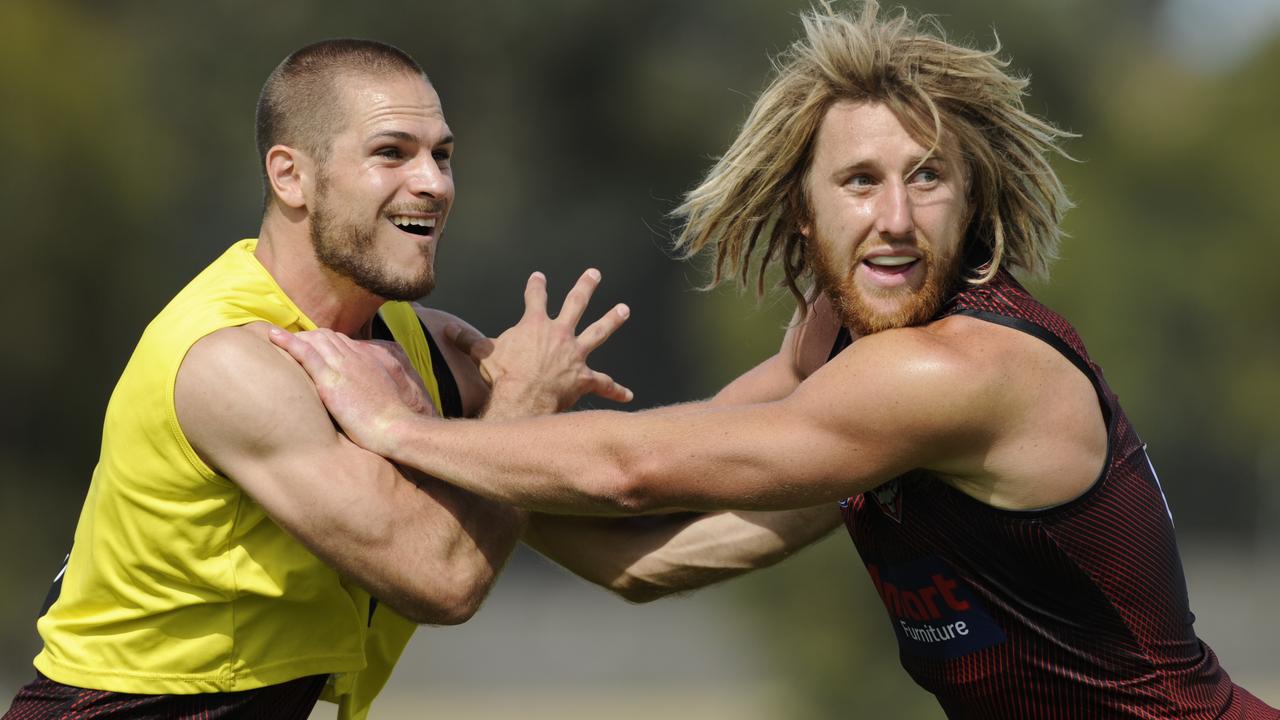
top-left (672, 0), bottom-right (1076, 313)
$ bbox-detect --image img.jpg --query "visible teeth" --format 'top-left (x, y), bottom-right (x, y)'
top-left (391, 216), bottom-right (436, 228)
top-left (866, 256), bottom-right (915, 267)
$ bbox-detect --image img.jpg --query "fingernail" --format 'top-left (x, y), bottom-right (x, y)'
top-left (617, 304), bottom-right (630, 319)
top-left (268, 327), bottom-right (284, 336)
top-left (587, 268), bottom-right (601, 281)
top-left (532, 271), bottom-right (545, 280)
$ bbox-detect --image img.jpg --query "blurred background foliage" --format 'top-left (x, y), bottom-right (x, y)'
top-left (1, 0), bottom-right (1277, 717)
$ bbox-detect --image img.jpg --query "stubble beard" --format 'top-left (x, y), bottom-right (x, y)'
top-left (309, 173), bottom-right (436, 302)
top-left (808, 238), bottom-right (963, 337)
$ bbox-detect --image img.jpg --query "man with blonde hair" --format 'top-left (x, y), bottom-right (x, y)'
top-left (272, 4), bottom-right (1278, 718)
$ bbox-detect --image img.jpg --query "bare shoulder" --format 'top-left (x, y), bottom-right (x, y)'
top-left (923, 314), bottom-right (1107, 508)
top-left (771, 313), bottom-right (1104, 507)
top-left (176, 323), bottom-right (335, 472)
top-left (819, 317), bottom-right (1002, 396)
top-left (179, 322), bottom-right (311, 396)
top-left (924, 313), bottom-right (1096, 412)
top-left (789, 318), bottom-right (1019, 471)
top-left (410, 305), bottom-right (489, 416)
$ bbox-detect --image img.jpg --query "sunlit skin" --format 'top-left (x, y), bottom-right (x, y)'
top-left (803, 100), bottom-right (970, 336)
top-left (310, 73), bottom-right (455, 301)
top-left (256, 72), bottom-right (456, 335)
top-left (263, 81), bottom-right (1110, 627)
top-left (169, 62), bottom-right (634, 629)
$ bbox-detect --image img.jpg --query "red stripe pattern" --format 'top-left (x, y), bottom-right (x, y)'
top-left (840, 270), bottom-right (1278, 719)
top-left (2, 673), bottom-right (326, 720)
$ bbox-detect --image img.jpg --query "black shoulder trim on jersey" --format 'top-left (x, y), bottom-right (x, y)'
top-left (371, 312), bottom-right (393, 341)
top-left (371, 311), bottom-right (464, 419)
top-left (947, 308), bottom-right (1117, 519)
top-left (829, 326), bottom-right (852, 361)
top-left (38, 554), bottom-right (69, 619)
top-left (421, 318), bottom-right (464, 419)
top-left (953, 310), bottom-right (1096, 389)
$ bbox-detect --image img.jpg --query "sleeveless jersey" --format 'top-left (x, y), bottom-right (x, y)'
top-left (837, 270), bottom-right (1278, 719)
top-left (32, 239), bottom-right (462, 720)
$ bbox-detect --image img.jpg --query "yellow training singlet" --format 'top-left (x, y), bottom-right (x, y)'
top-left (35, 239), bottom-right (444, 719)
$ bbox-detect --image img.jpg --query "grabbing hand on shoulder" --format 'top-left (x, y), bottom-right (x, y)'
top-left (267, 326), bottom-right (437, 459)
top-left (177, 323), bottom-right (516, 624)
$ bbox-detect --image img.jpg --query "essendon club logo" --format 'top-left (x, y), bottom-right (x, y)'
top-left (871, 479), bottom-right (903, 523)
top-left (865, 557), bottom-right (1006, 660)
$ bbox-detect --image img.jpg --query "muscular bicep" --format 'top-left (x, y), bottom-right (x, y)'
top-left (175, 325), bottom-right (412, 567)
top-left (631, 330), bottom-right (998, 510)
top-left (176, 324), bottom-right (521, 624)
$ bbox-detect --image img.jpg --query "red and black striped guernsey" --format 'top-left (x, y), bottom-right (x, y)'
top-left (837, 270), bottom-right (1277, 719)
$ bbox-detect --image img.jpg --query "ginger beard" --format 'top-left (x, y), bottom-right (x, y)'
top-left (807, 234), bottom-right (965, 337)
top-left (310, 169), bottom-right (438, 301)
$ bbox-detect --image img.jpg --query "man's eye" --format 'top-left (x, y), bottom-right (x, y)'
top-left (847, 174), bottom-right (874, 188)
top-left (911, 168), bottom-right (939, 184)
top-left (432, 149), bottom-right (452, 162)
top-left (375, 147), bottom-right (403, 159)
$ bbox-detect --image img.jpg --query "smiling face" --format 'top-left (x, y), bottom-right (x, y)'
top-left (802, 100), bottom-right (970, 336)
top-left (308, 71), bottom-right (454, 301)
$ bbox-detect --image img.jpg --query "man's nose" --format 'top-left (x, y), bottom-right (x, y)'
top-left (408, 159), bottom-right (452, 199)
top-left (875, 180), bottom-right (914, 239)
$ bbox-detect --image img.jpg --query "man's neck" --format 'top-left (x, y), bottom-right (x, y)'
top-left (255, 214), bottom-right (383, 338)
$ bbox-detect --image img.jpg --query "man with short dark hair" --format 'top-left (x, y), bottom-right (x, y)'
top-left (4, 39), bottom-right (629, 720)
top-left (272, 6), bottom-right (1278, 718)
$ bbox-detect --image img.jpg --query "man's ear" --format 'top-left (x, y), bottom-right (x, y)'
top-left (789, 181), bottom-right (812, 239)
top-left (265, 145), bottom-right (311, 210)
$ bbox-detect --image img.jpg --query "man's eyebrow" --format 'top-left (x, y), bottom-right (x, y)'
top-left (368, 130), bottom-right (416, 144)
top-left (366, 130), bottom-right (454, 146)
top-left (909, 153), bottom-right (947, 165)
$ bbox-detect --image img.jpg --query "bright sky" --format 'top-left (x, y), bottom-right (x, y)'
top-left (1162, 0), bottom-right (1280, 71)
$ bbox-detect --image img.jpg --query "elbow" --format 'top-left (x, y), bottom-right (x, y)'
top-left (594, 455), bottom-right (666, 515)
top-left (610, 576), bottom-right (677, 604)
top-left (402, 558), bottom-right (497, 626)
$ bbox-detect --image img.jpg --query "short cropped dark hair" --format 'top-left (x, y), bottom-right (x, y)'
top-left (255, 38), bottom-right (426, 207)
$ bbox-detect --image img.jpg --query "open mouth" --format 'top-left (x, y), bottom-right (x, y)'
top-left (390, 215), bottom-right (436, 237)
top-left (863, 255), bottom-right (918, 275)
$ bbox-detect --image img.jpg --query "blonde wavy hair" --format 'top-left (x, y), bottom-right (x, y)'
top-left (673, 0), bottom-right (1075, 308)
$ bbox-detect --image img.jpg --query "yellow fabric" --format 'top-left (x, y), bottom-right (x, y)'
top-left (321, 300), bottom-right (443, 720)
top-left (34, 239), bottom-right (439, 719)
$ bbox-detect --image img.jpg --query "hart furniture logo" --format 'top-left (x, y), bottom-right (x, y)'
top-left (866, 556), bottom-right (1006, 659)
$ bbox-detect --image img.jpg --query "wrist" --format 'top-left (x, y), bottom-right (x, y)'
top-left (377, 411), bottom-right (419, 465)
top-left (483, 380), bottom-right (558, 420)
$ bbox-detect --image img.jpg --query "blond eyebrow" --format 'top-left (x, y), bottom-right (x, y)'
top-left (829, 154), bottom-right (947, 180)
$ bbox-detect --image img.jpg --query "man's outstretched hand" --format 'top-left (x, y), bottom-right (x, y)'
top-left (445, 268), bottom-right (632, 419)
top-left (268, 268), bottom-right (632, 455)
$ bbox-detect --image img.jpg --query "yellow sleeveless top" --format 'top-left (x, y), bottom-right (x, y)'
top-left (35, 239), bottom-right (441, 718)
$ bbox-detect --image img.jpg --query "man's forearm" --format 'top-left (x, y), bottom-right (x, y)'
top-left (402, 468), bottom-right (525, 612)
top-left (383, 409), bottom-right (641, 514)
top-left (527, 505), bottom-right (843, 602)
